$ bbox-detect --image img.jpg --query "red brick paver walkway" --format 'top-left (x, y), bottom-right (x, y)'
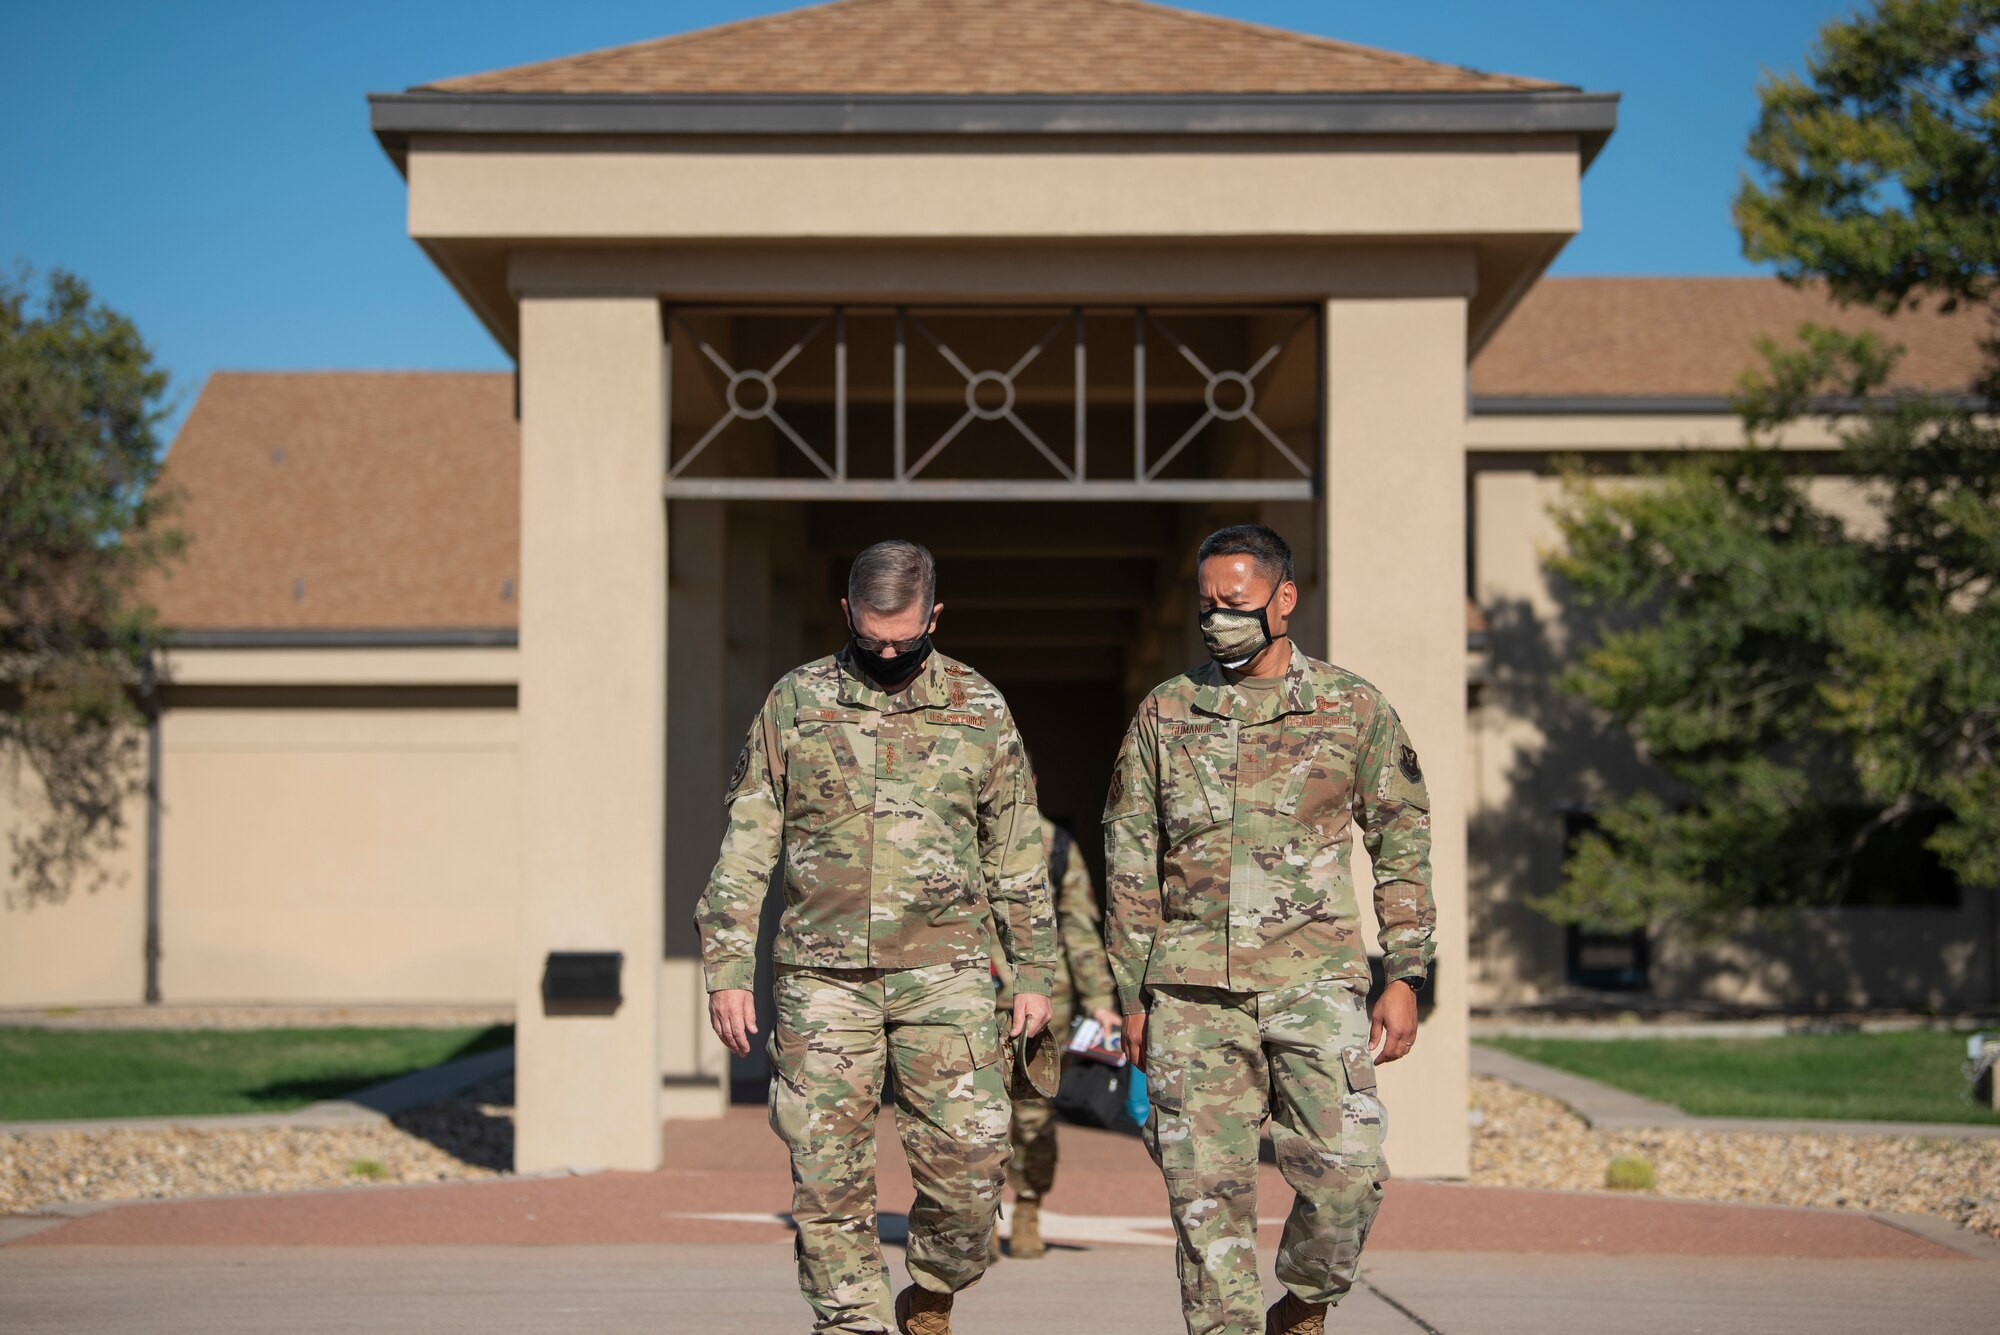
top-left (7, 1107), bottom-right (1964, 1261)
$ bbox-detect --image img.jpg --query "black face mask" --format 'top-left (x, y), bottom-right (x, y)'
top-left (846, 607), bottom-right (935, 686)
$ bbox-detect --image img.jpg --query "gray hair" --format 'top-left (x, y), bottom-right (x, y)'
top-left (847, 539), bottom-right (937, 615)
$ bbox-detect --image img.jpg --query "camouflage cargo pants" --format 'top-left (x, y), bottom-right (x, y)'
top-left (769, 959), bottom-right (1012, 1334)
top-left (1140, 977), bottom-right (1388, 1335)
top-left (1008, 1092), bottom-right (1057, 1200)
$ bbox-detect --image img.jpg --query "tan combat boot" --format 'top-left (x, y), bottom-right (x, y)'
top-left (894, 1283), bottom-right (953, 1335)
top-left (1010, 1199), bottom-right (1046, 1259)
top-left (1265, 1290), bottom-right (1328, 1335)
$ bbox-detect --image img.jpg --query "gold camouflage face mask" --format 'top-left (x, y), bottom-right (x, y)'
top-left (1199, 589), bottom-right (1283, 669)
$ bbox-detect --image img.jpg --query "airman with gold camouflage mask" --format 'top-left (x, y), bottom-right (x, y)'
top-left (1106, 523), bottom-right (1434, 1335)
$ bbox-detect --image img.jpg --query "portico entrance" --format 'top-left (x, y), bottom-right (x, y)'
top-left (656, 295), bottom-right (1334, 1094)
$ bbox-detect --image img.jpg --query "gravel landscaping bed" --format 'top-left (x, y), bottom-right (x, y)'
top-left (0, 1073), bottom-right (515, 1215)
top-left (1470, 1074), bottom-right (2000, 1241)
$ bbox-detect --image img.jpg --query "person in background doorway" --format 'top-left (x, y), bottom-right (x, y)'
top-left (988, 813), bottom-right (1123, 1260)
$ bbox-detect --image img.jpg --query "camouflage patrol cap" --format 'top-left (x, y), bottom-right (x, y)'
top-left (1002, 1023), bottom-right (1062, 1100)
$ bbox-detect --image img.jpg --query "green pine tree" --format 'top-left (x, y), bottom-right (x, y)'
top-left (1, 266), bottom-right (186, 905)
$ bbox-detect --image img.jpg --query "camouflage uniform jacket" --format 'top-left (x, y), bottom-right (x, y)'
top-left (1103, 641), bottom-right (1434, 1012)
top-left (696, 647), bottom-right (1057, 996)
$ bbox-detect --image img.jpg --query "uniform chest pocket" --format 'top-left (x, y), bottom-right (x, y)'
top-left (1274, 732), bottom-right (1359, 842)
top-left (786, 719), bottom-right (864, 828)
top-left (1160, 726), bottom-right (1233, 848)
top-left (901, 717), bottom-right (985, 825)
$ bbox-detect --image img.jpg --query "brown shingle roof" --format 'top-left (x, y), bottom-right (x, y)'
top-left (416, 0), bottom-right (1562, 97)
top-left (1470, 277), bottom-right (1989, 400)
top-left (141, 372), bottom-right (518, 631)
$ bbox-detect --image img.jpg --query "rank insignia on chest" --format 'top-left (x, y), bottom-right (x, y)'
top-left (1312, 696), bottom-right (1358, 730)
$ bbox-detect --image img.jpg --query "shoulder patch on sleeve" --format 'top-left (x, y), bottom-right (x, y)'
top-left (726, 741), bottom-right (751, 801)
top-left (1398, 744), bottom-right (1423, 784)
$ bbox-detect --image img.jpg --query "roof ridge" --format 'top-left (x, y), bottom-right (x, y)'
top-left (1092, 0), bottom-right (1561, 90)
top-left (414, 0), bottom-right (1564, 96)
top-left (415, 0), bottom-right (879, 92)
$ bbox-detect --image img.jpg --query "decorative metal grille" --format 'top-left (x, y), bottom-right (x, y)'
top-left (663, 305), bottom-right (1319, 500)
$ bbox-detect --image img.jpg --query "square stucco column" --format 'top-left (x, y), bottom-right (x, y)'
top-left (1324, 294), bottom-right (1470, 1179)
top-left (516, 295), bottom-right (666, 1173)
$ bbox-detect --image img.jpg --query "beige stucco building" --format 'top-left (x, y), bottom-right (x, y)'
top-left (5, 0), bottom-right (1994, 1177)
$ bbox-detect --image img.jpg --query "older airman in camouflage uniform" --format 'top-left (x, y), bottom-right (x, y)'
top-left (1106, 525), bottom-right (1434, 1335)
top-left (697, 539), bottom-right (1056, 1335)
top-left (989, 815), bottom-right (1122, 1258)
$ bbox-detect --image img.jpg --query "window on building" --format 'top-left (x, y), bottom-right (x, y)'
top-left (1559, 809), bottom-right (1651, 991)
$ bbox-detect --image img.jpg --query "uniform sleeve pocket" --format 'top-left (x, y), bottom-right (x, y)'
top-left (1340, 1044), bottom-right (1379, 1095)
top-left (1374, 721), bottom-right (1431, 813)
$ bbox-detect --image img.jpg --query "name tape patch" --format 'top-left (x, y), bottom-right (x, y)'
top-left (925, 709), bottom-right (988, 729)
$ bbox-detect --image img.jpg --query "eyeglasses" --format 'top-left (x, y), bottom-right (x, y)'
top-left (849, 603), bottom-right (935, 656)
top-left (852, 632), bottom-right (929, 655)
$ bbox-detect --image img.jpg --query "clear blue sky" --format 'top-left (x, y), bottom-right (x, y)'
top-left (3, 0), bottom-right (1854, 441)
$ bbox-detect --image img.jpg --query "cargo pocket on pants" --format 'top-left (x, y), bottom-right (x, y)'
top-left (1337, 1045), bottom-right (1387, 1166)
top-left (1145, 1061), bottom-right (1199, 1177)
top-left (912, 1018), bottom-right (1007, 1147)
top-left (959, 1019), bottom-right (1011, 1145)
top-left (768, 1028), bottom-right (812, 1146)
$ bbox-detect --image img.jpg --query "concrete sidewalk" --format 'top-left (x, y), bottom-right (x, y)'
top-left (3, 1243), bottom-right (1995, 1334)
top-left (7, 1105), bottom-right (1995, 1332)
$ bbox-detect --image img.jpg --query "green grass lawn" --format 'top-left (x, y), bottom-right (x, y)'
top-left (1485, 1030), bottom-right (2000, 1125)
top-left (0, 1024), bottom-right (512, 1122)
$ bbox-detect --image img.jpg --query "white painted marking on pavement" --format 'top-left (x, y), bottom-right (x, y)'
top-left (673, 1211), bottom-right (1289, 1248)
